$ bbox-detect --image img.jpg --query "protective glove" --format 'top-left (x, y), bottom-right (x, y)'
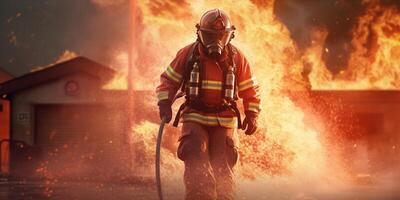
top-left (242, 111), bottom-right (258, 135)
top-left (158, 100), bottom-right (172, 123)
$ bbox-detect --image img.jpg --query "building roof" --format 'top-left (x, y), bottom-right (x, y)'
top-left (0, 57), bottom-right (116, 96)
top-left (0, 68), bottom-right (12, 83)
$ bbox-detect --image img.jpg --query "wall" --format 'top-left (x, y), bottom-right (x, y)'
top-left (0, 71), bottom-right (11, 173)
top-left (11, 73), bottom-right (105, 145)
top-left (311, 91), bottom-right (400, 175)
top-left (8, 73), bottom-right (130, 179)
top-left (0, 100), bottom-right (10, 173)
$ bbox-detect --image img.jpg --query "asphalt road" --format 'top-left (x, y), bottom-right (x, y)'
top-left (0, 179), bottom-right (161, 200)
top-left (0, 178), bottom-right (399, 200)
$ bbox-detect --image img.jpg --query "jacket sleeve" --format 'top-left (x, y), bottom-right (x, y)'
top-left (237, 53), bottom-right (261, 114)
top-left (155, 47), bottom-right (188, 103)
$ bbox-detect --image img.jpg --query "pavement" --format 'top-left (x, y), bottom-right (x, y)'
top-left (0, 177), bottom-right (162, 200)
top-left (0, 177), bottom-right (399, 200)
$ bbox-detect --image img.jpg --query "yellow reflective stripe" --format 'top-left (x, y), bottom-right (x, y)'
top-left (184, 116), bottom-right (219, 126)
top-left (157, 91), bottom-right (169, 101)
top-left (202, 80), bottom-right (222, 90)
top-left (218, 118), bottom-right (237, 128)
top-left (183, 113), bottom-right (219, 126)
top-left (184, 113), bottom-right (218, 120)
top-left (239, 77), bottom-right (258, 91)
top-left (182, 113), bottom-right (236, 128)
top-left (247, 102), bottom-right (261, 112)
top-left (165, 66), bottom-right (182, 83)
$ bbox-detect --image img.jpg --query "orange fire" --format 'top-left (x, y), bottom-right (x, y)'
top-left (101, 0), bottom-right (400, 196)
top-left (308, 0), bottom-right (400, 90)
top-left (126, 0), bottom-right (331, 187)
top-left (103, 51), bottom-right (129, 89)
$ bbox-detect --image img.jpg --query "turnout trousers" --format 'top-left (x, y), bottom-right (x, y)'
top-left (177, 122), bottom-right (238, 200)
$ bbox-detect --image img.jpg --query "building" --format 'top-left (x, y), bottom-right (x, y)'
top-left (1, 56), bottom-right (398, 179)
top-left (307, 91), bottom-right (400, 175)
top-left (0, 57), bottom-right (132, 179)
top-left (0, 69), bottom-right (12, 83)
top-left (0, 69), bottom-right (12, 173)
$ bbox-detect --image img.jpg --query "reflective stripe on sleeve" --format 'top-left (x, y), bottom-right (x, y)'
top-left (165, 65), bottom-right (182, 83)
top-left (247, 102), bottom-right (261, 113)
top-left (157, 91), bottom-right (169, 101)
top-left (238, 77), bottom-right (258, 91)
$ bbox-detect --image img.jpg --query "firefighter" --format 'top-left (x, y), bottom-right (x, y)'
top-left (156, 9), bottom-right (261, 200)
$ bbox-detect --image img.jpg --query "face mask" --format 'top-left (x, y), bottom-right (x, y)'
top-left (206, 43), bottom-right (223, 58)
top-left (199, 31), bottom-right (232, 58)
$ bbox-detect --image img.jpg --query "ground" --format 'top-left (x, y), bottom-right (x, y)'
top-left (0, 177), bottom-right (399, 200)
top-left (0, 178), bottom-right (161, 200)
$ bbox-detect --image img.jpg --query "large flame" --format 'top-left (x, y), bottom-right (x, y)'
top-left (125, 0), bottom-right (337, 195)
top-left (20, 0), bottom-right (400, 198)
top-left (100, 0), bottom-right (400, 197)
top-left (308, 0), bottom-right (400, 89)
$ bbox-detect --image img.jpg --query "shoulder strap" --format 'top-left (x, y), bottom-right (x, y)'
top-left (172, 42), bottom-right (199, 127)
top-left (180, 42), bottom-right (199, 92)
top-left (228, 44), bottom-right (237, 72)
top-left (228, 44), bottom-right (239, 100)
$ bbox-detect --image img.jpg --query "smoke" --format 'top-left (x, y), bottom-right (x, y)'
top-left (379, 0), bottom-right (400, 7)
top-left (0, 0), bottom-right (133, 76)
top-left (274, 0), bottom-right (400, 77)
top-left (273, 0), bottom-right (364, 74)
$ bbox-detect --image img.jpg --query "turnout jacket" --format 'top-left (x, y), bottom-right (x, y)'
top-left (156, 43), bottom-right (261, 128)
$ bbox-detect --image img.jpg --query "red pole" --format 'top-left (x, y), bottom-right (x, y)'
top-left (128, 0), bottom-right (142, 124)
top-left (127, 0), bottom-right (141, 172)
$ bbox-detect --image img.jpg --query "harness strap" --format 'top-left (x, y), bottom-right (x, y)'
top-left (230, 101), bottom-right (242, 129)
top-left (187, 101), bottom-right (229, 113)
top-left (173, 43), bottom-right (242, 128)
top-left (173, 102), bottom-right (187, 127)
top-left (180, 42), bottom-right (199, 93)
top-left (173, 42), bottom-right (198, 127)
top-left (229, 44), bottom-right (239, 100)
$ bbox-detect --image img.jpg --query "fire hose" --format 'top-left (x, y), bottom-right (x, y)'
top-left (156, 117), bottom-right (167, 200)
top-left (156, 93), bottom-right (184, 200)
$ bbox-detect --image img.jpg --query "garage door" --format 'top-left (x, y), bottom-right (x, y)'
top-left (34, 104), bottom-right (125, 178)
top-left (35, 104), bottom-right (120, 146)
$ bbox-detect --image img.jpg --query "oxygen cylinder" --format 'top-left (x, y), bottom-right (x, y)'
top-left (225, 66), bottom-right (235, 100)
top-left (188, 62), bottom-right (200, 99)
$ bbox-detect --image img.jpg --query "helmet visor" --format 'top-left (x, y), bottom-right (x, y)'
top-left (199, 30), bottom-right (233, 47)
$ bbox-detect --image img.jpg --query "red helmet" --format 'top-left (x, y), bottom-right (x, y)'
top-left (196, 9), bottom-right (235, 58)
